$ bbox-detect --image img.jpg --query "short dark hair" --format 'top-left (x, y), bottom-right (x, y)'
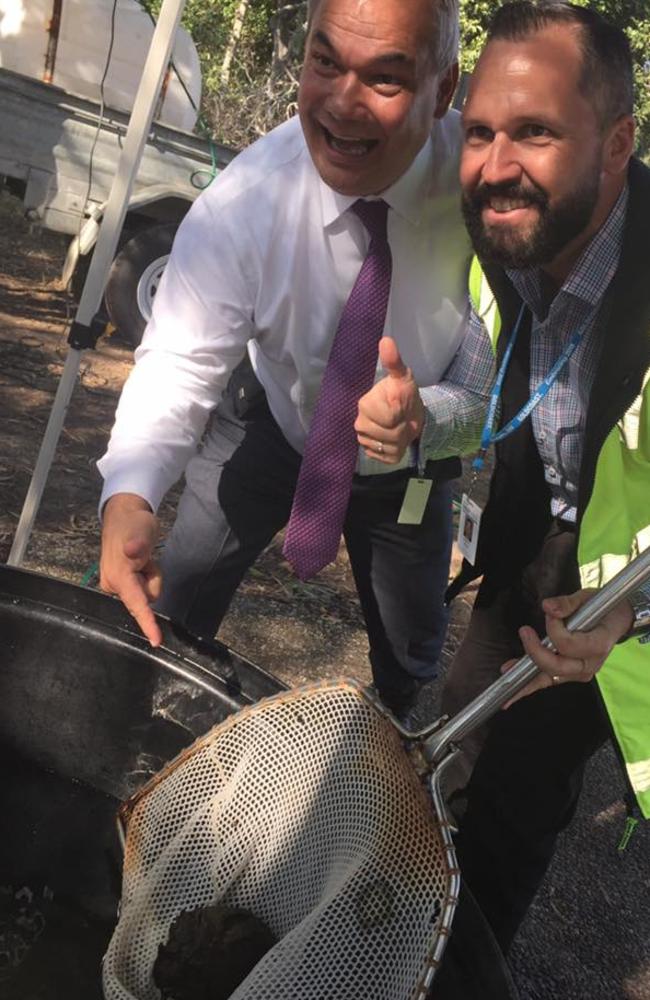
top-left (486, 1), bottom-right (634, 129)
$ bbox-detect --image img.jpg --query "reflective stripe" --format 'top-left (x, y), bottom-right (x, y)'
top-left (636, 788), bottom-right (650, 818)
top-left (580, 525), bottom-right (650, 589)
top-left (627, 758), bottom-right (650, 794)
top-left (470, 262), bottom-right (650, 818)
top-left (469, 257), bottom-right (501, 351)
top-left (596, 641), bottom-right (650, 820)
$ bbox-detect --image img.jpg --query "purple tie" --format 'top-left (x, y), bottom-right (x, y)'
top-left (283, 199), bottom-right (392, 580)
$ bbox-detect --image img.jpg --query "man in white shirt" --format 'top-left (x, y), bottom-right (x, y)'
top-left (98, 0), bottom-right (473, 720)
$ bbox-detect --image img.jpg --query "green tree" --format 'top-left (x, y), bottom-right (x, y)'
top-left (143, 0), bottom-right (649, 156)
top-left (459, 0), bottom-right (650, 157)
top-left (143, 0), bottom-right (281, 95)
top-left (164, 0), bottom-right (306, 146)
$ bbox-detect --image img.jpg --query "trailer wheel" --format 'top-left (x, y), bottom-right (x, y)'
top-left (69, 226), bottom-right (133, 306)
top-left (104, 224), bottom-right (177, 348)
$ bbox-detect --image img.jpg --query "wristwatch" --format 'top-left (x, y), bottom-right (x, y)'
top-left (625, 587), bottom-right (650, 643)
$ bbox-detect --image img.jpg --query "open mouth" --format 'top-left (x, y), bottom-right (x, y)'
top-left (321, 124), bottom-right (378, 158)
top-left (486, 197), bottom-right (536, 214)
top-left (482, 198), bottom-right (541, 226)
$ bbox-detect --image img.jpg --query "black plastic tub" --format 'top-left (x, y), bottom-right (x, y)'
top-left (0, 565), bottom-right (518, 1000)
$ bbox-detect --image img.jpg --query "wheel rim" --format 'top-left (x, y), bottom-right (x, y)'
top-left (136, 255), bottom-right (169, 322)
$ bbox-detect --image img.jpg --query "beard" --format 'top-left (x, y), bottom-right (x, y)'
top-left (461, 165), bottom-right (601, 270)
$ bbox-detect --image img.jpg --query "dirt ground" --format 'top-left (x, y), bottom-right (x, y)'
top-left (1, 189), bottom-right (648, 1000)
top-left (0, 189), bottom-right (477, 688)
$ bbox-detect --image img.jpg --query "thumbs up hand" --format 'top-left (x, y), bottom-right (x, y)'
top-left (354, 337), bottom-right (425, 464)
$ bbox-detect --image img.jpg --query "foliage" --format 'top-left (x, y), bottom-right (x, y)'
top-left (143, 0), bottom-right (278, 88)
top-left (459, 0), bottom-right (650, 157)
top-left (142, 0), bottom-right (649, 156)
top-left (141, 0), bottom-right (307, 147)
top-left (202, 2), bottom-right (308, 148)
top-left (625, 13), bottom-right (650, 156)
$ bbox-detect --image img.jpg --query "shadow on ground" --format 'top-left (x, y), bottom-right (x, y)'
top-left (1, 191), bottom-right (648, 1000)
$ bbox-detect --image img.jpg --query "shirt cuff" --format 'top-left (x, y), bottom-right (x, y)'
top-left (98, 470), bottom-right (164, 520)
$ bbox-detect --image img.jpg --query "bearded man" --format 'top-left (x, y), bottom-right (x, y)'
top-left (437, 0), bottom-right (650, 952)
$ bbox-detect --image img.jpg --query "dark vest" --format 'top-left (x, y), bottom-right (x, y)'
top-left (449, 157), bottom-right (650, 616)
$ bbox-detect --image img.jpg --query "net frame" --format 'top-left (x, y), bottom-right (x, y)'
top-left (103, 680), bottom-right (460, 1000)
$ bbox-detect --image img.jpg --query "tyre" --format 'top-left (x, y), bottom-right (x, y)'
top-left (69, 226), bottom-right (133, 309)
top-left (104, 223), bottom-right (177, 348)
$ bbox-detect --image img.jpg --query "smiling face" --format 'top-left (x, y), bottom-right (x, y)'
top-left (460, 25), bottom-right (633, 279)
top-left (298, 0), bottom-right (457, 196)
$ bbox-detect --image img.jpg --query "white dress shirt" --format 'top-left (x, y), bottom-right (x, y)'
top-left (98, 113), bottom-right (471, 513)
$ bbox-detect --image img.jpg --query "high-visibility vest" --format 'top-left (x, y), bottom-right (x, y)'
top-left (469, 257), bottom-right (650, 817)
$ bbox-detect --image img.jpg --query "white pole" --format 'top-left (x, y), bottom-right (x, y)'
top-left (8, 0), bottom-right (188, 566)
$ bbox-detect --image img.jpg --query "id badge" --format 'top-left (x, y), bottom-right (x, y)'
top-left (457, 493), bottom-right (483, 565)
top-left (397, 478), bottom-right (433, 525)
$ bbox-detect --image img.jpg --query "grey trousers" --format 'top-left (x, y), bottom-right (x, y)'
top-left (443, 585), bottom-right (611, 952)
top-left (155, 381), bottom-right (456, 711)
top-left (441, 590), bottom-right (524, 780)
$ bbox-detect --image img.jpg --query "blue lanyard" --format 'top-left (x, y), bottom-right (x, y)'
top-left (472, 303), bottom-right (587, 475)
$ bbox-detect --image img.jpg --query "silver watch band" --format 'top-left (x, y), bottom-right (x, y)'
top-left (626, 587), bottom-right (650, 641)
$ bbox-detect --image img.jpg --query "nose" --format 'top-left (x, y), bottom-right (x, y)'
top-left (325, 72), bottom-right (367, 122)
top-left (480, 133), bottom-right (521, 186)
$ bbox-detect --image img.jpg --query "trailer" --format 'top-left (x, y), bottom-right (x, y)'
top-left (0, 0), bottom-right (236, 344)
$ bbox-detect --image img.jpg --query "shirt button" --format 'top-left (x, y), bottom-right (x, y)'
top-left (548, 466), bottom-right (557, 477)
top-left (538, 432), bottom-right (546, 442)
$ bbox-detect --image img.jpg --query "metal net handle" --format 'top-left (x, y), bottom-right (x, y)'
top-left (425, 547), bottom-right (650, 765)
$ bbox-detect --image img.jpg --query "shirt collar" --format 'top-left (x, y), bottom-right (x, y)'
top-left (562, 183), bottom-right (628, 304)
top-left (508, 184), bottom-right (628, 316)
top-left (318, 132), bottom-right (434, 229)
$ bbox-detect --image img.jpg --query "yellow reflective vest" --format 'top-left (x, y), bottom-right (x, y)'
top-left (468, 249), bottom-right (650, 817)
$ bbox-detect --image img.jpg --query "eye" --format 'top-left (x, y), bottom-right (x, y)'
top-left (374, 73), bottom-right (401, 86)
top-left (312, 51), bottom-right (338, 74)
top-left (464, 125), bottom-right (493, 146)
top-left (520, 123), bottom-right (553, 141)
top-left (366, 70), bottom-right (406, 96)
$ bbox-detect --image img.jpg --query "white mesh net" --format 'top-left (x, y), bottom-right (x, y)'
top-left (103, 681), bottom-right (454, 1000)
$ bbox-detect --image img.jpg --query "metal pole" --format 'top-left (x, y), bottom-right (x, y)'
top-left (424, 547), bottom-right (650, 764)
top-left (8, 0), bottom-right (187, 566)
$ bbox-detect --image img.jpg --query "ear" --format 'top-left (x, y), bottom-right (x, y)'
top-left (603, 114), bottom-right (635, 176)
top-left (434, 62), bottom-right (459, 119)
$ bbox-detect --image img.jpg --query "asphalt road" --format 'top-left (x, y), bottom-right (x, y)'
top-left (511, 741), bottom-right (650, 1000)
top-left (418, 677), bottom-right (650, 1000)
